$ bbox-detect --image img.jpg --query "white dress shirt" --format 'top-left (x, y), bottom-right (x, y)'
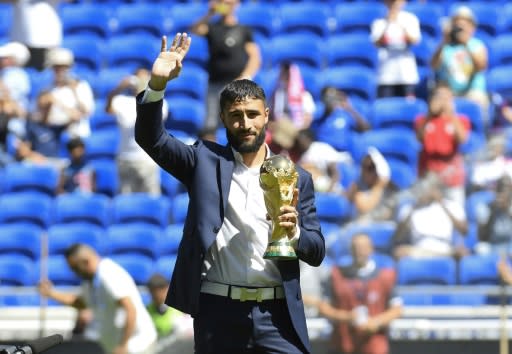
top-left (142, 86), bottom-right (300, 287)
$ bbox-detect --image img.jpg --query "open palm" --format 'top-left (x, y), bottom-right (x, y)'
top-left (149, 33), bottom-right (191, 90)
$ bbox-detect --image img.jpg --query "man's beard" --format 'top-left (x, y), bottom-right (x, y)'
top-left (226, 125), bottom-right (266, 153)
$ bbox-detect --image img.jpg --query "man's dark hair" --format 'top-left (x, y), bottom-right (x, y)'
top-left (147, 273), bottom-right (168, 289)
top-left (66, 137), bottom-right (85, 151)
top-left (297, 128), bottom-right (316, 142)
top-left (64, 243), bottom-right (86, 258)
top-left (219, 79), bottom-right (266, 113)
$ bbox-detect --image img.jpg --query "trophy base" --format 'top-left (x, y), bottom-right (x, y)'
top-left (263, 241), bottom-right (297, 260)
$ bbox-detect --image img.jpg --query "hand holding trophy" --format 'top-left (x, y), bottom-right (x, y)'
top-left (260, 155), bottom-right (299, 260)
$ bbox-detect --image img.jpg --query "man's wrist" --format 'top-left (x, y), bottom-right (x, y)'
top-left (148, 78), bottom-right (167, 91)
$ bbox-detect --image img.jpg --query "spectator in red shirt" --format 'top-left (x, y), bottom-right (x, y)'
top-left (304, 234), bottom-right (402, 354)
top-left (414, 83), bottom-right (470, 205)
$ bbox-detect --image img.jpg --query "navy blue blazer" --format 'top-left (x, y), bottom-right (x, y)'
top-left (135, 96), bottom-right (325, 352)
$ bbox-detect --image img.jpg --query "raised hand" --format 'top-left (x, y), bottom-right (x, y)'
top-left (148, 33), bottom-right (192, 91)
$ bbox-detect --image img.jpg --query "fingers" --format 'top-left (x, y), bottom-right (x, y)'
top-left (169, 33), bottom-right (181, 52)
top-left (161, 35), bottom-right (167, 52)
top-left (169, 33), bottom-right (192, 55)
top-left (278, 205), bottom-right (299, 237)
top-left (292, 188), bottom-right (299, 207)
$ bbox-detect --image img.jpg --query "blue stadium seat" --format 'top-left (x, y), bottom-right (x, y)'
top-left (372, 253), bottom-right (395, 269)
top-left (387, 159), bottom-right (417, 189)
top-left (168, 3), bottom-right (208, 34)
top-left (47, 255), bottom-right (81, 286)
top-left (48, 224), bottom-right (107, 256)
top-left (54, 193), bottom-right (111, 227)
top-left (315, 193), bottom-right (352, 224)
top-left (172, 193), bottom-right (189, 224)
top-left (398, 257), bottom-right (457, 285)
top-left (90, 67), bottom-right (127, 99)
top-left (465, 190), bottom-right (495, 223)
top-left (62, 35), bottom-right (104, 72)
top-left (404, 2), bottom-right (443, 41)
top-left (0, 4), bottom-right (12, 38)
top-left (500, 4), bottom-right (512, 35)
top-left (60, 3), bottom-right (111, 39)
top-left (337, 162), bottom-right (359, 190)
top-left (488, 65), bottom-right (512, 96)
top-left (166, 69), bottom-right (208, 101)
top-left (27, 68), bottom-right (53, 100)
top-left (237, 2), bottom-right (277, 38)
top-left (107, 224), bottom-right (160, 259)
top-left (334, 3), bottom-right (387, 34)
top-left (0, 224), bottom-right (42, 260)
top-left (160, 224), bottom-right (183, 257)
top-left (411, 37), bottom-right (437, 70)
top-left (323, 222), bottom-right (349, 264)
top-left (459, 254), bottom-right (500, 285)
top-left (314, 112), bottom-right (355, 152)
top-left (277, 3), bottom-right (330, 38)
top-left (348, 221), bottom-right (396, 254)
top-left (160, 169), bottom-right (184, 198)
top-left (88, 160), bottom-right (119, 197)
top-left (112, 193), bottom-right (171, 228)
top-left (185, 35), bottom-right (209, 71)
top-left (4, 163), bottom-right (59, 197)
top-left (90, 110), bottom-right (118, 132)
top-left (0, 255), bottom-right (36, 286)
top-left (271, 34), bottom-right (324, 69)
top-left (321, 66), bottom-right (376, 102)
top-left (371, 97), bottom-right (428, 130)
top-left (450, 2), bottom-right (500, 37)
top-left (0, 193), bottom-right (53, 228)
top-left (115, 4), bottom-right (168, 38)
top-left (105, 34), bottom-right (160, 71)
top-left (110, 254), bottom-right (155, 285)
top-left (325, 34), bottom-right (378, 69)
top-left (490, 34), bottom-right (512, 68)
top-left (156, 255), bottom-right (177, 281)
top-left (166, 97), bottom-right (206, 135)
top-left (455, 97), bottom-right (484, 135)
top-left (351, 129), bottom-right (420, 167)
top-left (85, 129), bottom-right (120, 162)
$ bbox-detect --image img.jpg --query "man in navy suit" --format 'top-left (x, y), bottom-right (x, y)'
top-left (135, 33), bottom-right (325, 354)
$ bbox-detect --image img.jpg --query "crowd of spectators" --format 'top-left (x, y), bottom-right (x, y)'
top-left (2, 0), bottom-right (512, 350)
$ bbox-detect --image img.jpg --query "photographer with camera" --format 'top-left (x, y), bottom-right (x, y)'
top-left (431, 6), bottom-right (489, 118)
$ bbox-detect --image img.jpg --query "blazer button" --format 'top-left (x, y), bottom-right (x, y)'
top-left (213, 226), bottom-right (220, 233)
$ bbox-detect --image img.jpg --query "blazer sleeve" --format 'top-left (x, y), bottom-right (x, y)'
top-left (296, 172), bottom-right (325, 267)
top-left (135, 94), bottom-right (197, 185)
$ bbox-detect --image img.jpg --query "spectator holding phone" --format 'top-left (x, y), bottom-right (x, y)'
top-left (431, 6), bottom-right (489, 118)
top-left (191, 0), bottom-right (261, 130)
top-left (414, 83), bottom-right (470, 206)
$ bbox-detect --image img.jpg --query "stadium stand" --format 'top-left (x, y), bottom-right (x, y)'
top-left (3, 2), bottom-right (512, 349)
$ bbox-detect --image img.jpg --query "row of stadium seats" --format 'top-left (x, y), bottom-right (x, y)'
top-left (1, 2), bottom-right (509, 41)
top-left (0, 251), bottom-right (500, 287)
top-left (0, 192), bottom-right (188, 228)
top-left (0, 223), bottom-right (182, 261)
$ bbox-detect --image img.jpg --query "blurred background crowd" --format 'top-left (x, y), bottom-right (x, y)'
top-left (1, 0), bottom-right (512, 350)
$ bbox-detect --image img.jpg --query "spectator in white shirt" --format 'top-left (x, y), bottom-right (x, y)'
top-left (0, 41), bottom-right (31, 110)
top-left (371, 0), bottom-right (421, 98)
top-left (45, 47), bottom-right (95, 138)
top-left (106, 68), bottom-right (168, 196)
top-left (8, 0), bottom-right (63, 71)
top-left (392, 175), bottom-right (468, 259)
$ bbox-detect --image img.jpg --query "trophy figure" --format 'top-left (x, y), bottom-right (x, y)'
top-left (259, 155), bottom-right (299, 260)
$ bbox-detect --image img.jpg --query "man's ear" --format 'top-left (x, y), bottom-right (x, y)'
top-left (264, 107), bottom-right (269, 124)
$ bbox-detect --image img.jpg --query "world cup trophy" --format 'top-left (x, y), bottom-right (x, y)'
top-left (259, 155), bottom-right (299, 260)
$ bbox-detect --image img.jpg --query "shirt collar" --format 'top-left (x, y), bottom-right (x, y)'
top-left (231, 144), bottom-right (271, 170)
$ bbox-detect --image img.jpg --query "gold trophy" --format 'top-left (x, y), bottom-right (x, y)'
top-left (259, 155), bottom-right (299, 260)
